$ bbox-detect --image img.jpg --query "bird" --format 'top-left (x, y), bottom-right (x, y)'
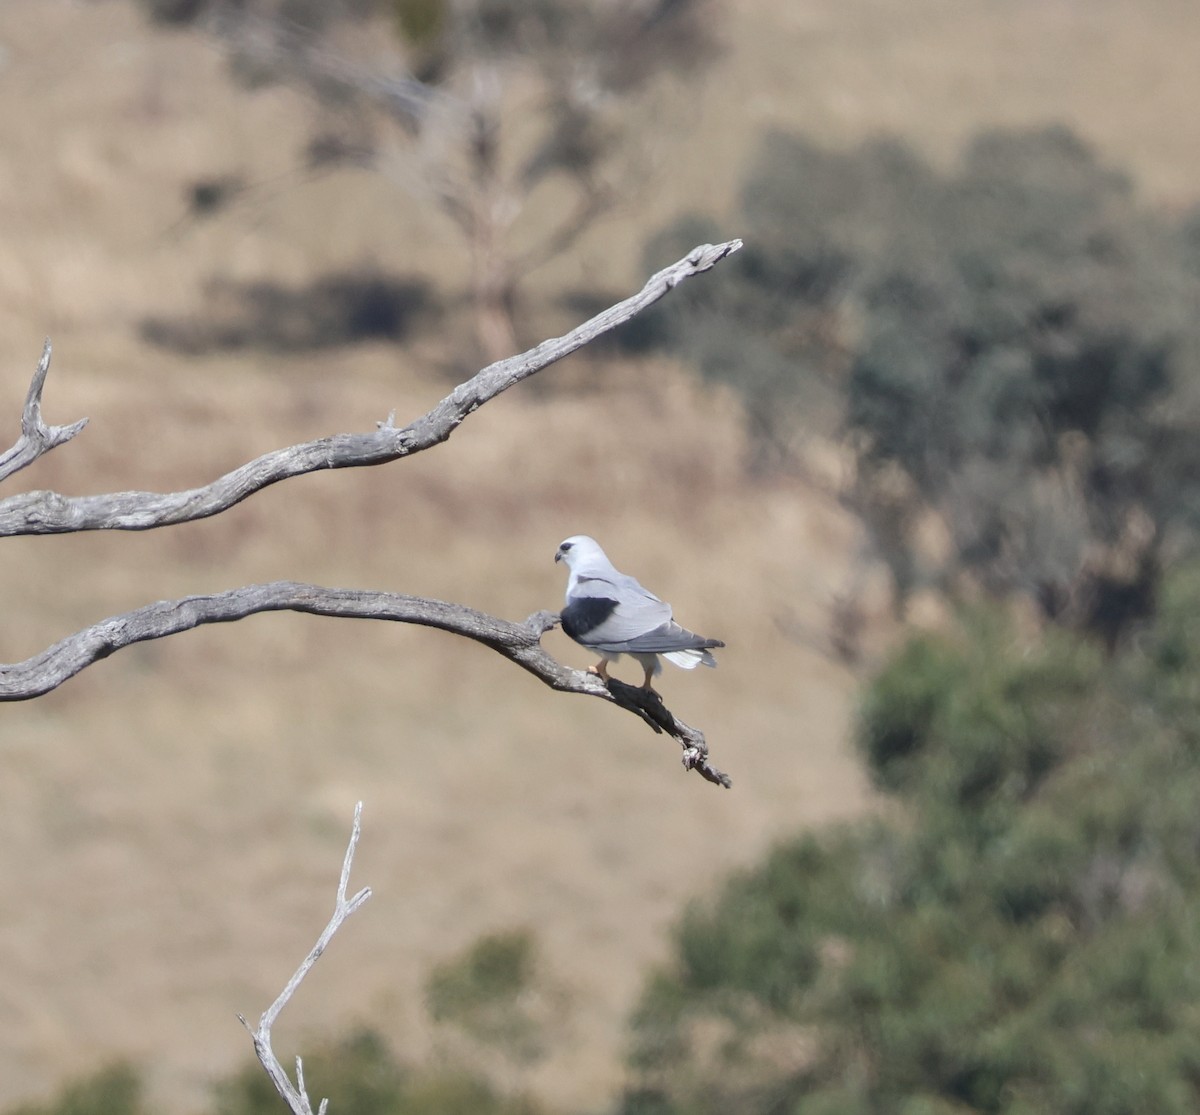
top-left (554, 535), bottom-right (724, 691)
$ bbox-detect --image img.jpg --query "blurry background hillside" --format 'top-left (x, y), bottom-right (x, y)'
top-left (2, 1), bottom-right (1200, 1114)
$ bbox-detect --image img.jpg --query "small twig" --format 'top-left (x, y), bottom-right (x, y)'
top-left (238, 802), bottom-right (372, 1115)
top-left (0, 340), bottom-right (89, 484)
top-left (0, 585), bottom-right (731, 785)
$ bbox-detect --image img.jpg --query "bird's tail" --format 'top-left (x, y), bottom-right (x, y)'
top-left (663, 646), bottom-right (721, 670)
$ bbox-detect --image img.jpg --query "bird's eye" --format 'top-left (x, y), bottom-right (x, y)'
top-left (560, 542), bottom-right (573, 551)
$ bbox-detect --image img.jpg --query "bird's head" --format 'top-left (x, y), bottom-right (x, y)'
top-left (554, 535), bottom-right (607, 571)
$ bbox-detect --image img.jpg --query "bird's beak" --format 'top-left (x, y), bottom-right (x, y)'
top-left (554, 549), bottom-right (563, 563)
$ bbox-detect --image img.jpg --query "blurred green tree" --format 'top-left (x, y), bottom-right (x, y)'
top-left (621, 566), bottom-right (1200, 1115)
top-left (214, 1028), bottom-right (543, 1115)
top-left (6, 1064), bottom-right (145, 1115)
top-left (426, 928), bottom-right (548, 1064)
top-left (0, 1034), bottom-right (547, 1115)
top-left (637, 127), bottom-right (1200, 643)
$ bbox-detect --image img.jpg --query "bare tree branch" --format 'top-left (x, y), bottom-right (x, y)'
top-left (1, 243), bottom-right (739, 784)
top-left (0, 241), bottom-right (742, 535)
top-left (0, 583), bottom-right (731, 785)
top-left (0, 340), bottom-right (89, 484)
top-left (239, 801), bottom-right (372, 1115)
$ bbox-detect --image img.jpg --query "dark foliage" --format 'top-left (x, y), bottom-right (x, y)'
top-left (6, 1064), bottom-right (144, 1115)
top-left (427, 929), bottom-right (537, 1021)
top-left (638, 126), bottom-right (1200, 639)
top-left (2, 1030), bottom-right (544, 1115)
top-left (138, 0), bottom-right (209, 23)
top-left (425, 928), bottom-right (547, 1063)
top-left (623, 565), bottom-right (1200, 1115)
top-left (140, 271), bottom-right (433, 354)
top-left (185, 176), bottom-right (247, 217)
top-left (214, 1029), bottom-right (543, 1115)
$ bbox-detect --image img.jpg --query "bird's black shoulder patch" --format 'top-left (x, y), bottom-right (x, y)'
top-left (561, 595), bottom-right (618, 639)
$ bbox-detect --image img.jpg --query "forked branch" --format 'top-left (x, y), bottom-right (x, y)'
top-left (0, 340), bottom-right (89, 484)
top-left (239, 801), bottom-right (372, 1115)
top-left (1, 242), bottom-right (741, 786)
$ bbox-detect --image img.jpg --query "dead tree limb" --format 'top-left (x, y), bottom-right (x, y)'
top-left (0, 583), bottom-right (731, 786)
top-left (1, 242), bottom-right (741, 786)
top-left (239, 801), bottom-right (372, 1115)
top-left (0, 340), bottom-right (89, 484)
top-left (0, 240), bottom-right (742, 535)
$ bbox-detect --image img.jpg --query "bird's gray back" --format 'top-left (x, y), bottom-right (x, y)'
top-left (564, 571), bottom-right (673, 647)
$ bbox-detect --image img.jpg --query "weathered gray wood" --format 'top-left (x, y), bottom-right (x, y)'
top-left (0, 241), bottom-right (742, 534)
top-left (0, 340), bottom-right (89, 484)
top-left (0, 242), bottom-right (742, 786)
top-left (240, 802), bottom-right (372, 1115)
top-left (0, 582), bottom-right (730, 785)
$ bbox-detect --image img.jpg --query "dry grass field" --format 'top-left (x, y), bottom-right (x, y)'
top-left (0, 1), bottom-right (1198, 1112)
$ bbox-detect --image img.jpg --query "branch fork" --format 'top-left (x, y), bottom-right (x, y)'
top-left (239, 802), bottom-right (372, 1115)
top-left (0, 340), bottom-right (89, 484)
top-left (1, 242), bottom-right (742, 784)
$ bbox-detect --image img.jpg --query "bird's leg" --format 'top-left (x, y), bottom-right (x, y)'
top-left (588, 659), bottom-right (611, 684)
top-left (640, 663), bottom-right (658, 693)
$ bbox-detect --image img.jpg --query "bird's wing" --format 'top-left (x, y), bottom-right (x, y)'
top-left (605, 619), bottom-right (725, 655)
top-left (562, 573), bottom-right (673, 649)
